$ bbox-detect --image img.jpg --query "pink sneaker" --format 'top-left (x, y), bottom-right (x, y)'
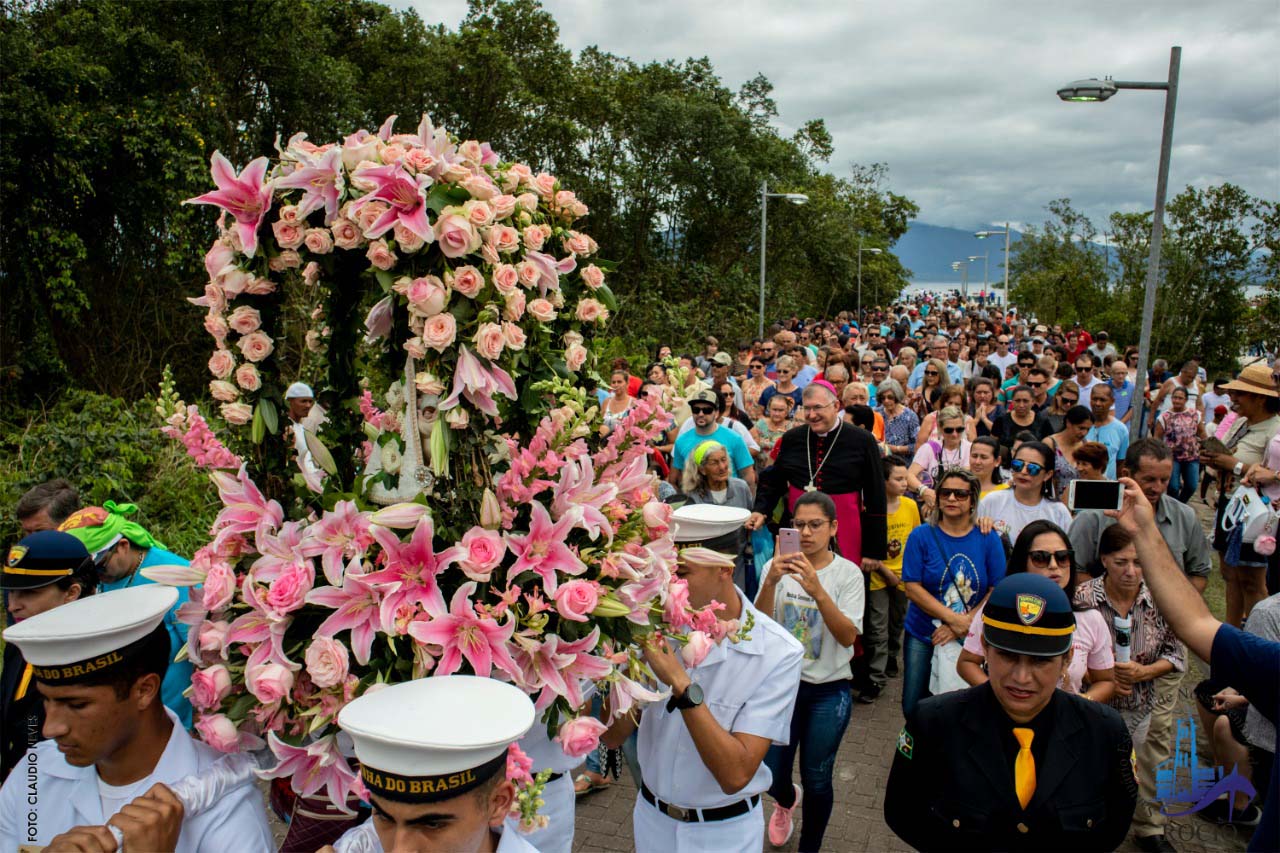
top-left (767, 784), bottom-right (803, 846)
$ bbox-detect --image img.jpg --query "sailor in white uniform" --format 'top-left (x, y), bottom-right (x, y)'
top-left (503, 720), bottom-right (580, 853)
top-left (603, 506), bottom-right (804, 853)
top-left (324, 675), bottom-right (542, 853)
top-left (0, 585), bottom-right (275, 852)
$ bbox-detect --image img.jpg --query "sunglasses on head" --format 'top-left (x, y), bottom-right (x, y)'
top-left (690, 405), bottom-right (715, 414)
top-left (1010, 459), bottom-right (1045, 476)
top-left (937, 487), bottom-right (971, 501)
top-left (1028, 549), bottom-right (1073, 569)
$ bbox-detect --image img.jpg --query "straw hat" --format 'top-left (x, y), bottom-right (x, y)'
top-left (1220, 363), bottom-right (1279, 398)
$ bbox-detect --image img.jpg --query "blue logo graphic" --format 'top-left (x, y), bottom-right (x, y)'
top-left (1154, 715), bottom-right (1256, 817)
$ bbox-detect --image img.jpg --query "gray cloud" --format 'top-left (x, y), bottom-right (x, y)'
top-left (394, 0), bottom-right (1279, 231)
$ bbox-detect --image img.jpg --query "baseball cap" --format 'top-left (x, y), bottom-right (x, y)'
top-left (711, 352), bottom-right (733, 367)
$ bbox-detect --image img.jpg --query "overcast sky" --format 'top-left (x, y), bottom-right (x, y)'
top-left (394, 0), bottom-right (1279, 232)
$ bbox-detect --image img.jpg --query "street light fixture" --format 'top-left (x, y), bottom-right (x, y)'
top-left (951, 260), bottom-right (969, 300)
top-left (975, 225), bottom-right (1011, 305)
top-left (759, 180), bottom-right (810, 336)
top-left (857, 238), bottom-right (882, 321)
top-left (1058, 46), bottom-right (1181, 442)
top-left (968, 253), bottom-right (988, 300)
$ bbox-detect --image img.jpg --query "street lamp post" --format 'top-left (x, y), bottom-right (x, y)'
top-left (1058, 45), bottom-right (1181, 441)
top-left (951, 260), bottom-right (969, 300)
top-left (758, 180), bottom-right (810, 337)
top-left (857, 237), bottom-right (883, 321)
top-left (968, 253), bottom-right (988, 301)
top-left (975, 225), bottom-right (1011, 305)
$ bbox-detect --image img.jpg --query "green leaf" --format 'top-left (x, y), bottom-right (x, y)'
top-left (259, 398), bottom-right (279, 435)
top-left (596, 284), bottom-right (618, 313)
top-left (375, 270), bottom-right (395, 293)
top-left (251, 405), bottom-right (265, 444)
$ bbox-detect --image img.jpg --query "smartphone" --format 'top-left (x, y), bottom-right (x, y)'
top-left (778, 527), bottom-right (801, 558)
top-left (1068, 479), bottom-right (1124, 512)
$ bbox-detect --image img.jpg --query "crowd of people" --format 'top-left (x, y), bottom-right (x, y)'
top-left (2, 294), bottom-right (1279, 852)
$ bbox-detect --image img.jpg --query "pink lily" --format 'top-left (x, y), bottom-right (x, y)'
top-left (306, 567), bottom-right (387, 665)
top-left (209, 466), bottom-right (283, 553)
top-left (505, 502), bottom-right (588, 594)
top-left (300, 500), bottom-right (375, 586)
top-left (250, 520), bottom-right (309, 583)
top-left (523, 251), bottom-right (578, 297)
top-left (260, 733), bottom-right (366, 813)
top-left (350, 163), bottom-right (434, 241)
top-left (362, 517), bottom-right (447, 629)
top-left (363, 295), bottom-right (394, 342)
top-left (273, 147), bottom-right (345, 224)
top-left (440, 346), bottom-right (517, 418)
top-left (138, 563), bottom-right (207, 587)
top-left (514, 629), bottom-right (611, 710)
top-left (407, 582), bottom-right (517, 678)
top-left (551, 454), bottom-right (617, 543)
top-left (606, 673), bottom-right (667, 720)
top-left (185, 152), bottom-right (273, 256)
top-left (369, 503), bottom-right (431, 529)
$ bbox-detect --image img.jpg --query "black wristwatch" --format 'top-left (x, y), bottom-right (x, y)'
top-left (666, 682), bottom-right (704, 713)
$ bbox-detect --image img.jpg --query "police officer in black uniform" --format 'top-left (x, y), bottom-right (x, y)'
top-left (884, 573), bottom-right (1137, 851)
top-left (0, 530), bottom-right (97, 782)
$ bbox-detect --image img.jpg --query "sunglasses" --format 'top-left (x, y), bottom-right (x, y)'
top-left (937, 487), bottom-right (972, 501)
top-left (1028, 549), bottom-right (1073, 569)
top-left (1028, 382), bottom-right (1043, 388)
top-left (1062, 397), bottom-right (1078, 405)
top-left (1076, 367), bottom-right (1092, 373)
top-left (872, 365), bottom-right (888, 371)
top-left (924, 370), bottom-right (940, 377)
top-left (942, 426), bottom-right (965, 435)
top-left (690, 405), bottom-right (715, 414)
top-left (750, 364), bottom-right (764, 369)
top-left (1010, 459), bottom-right (1045, 476)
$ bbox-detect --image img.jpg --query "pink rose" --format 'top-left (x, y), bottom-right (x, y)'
top-left (472, 322), bottom-right (505, 361)
top-left (581, 264), bottom-right (605, 289)
top-left (532, 172), bottom-right (557, 199)
top-left (266, 562), bottom-right (314, 618)
top-left (209, 380), bottom-right (239, 403)
top-left (505, 163), bottom-right (532, 189)
top-left (441, 161), bottom-right (472, 184)
top-left (220, 401), bottom-right (253, 426)
top-left (244, 276), bottom-right (277, 295)
top-left (710, 618), bottom-right (740, 643)
top-left (341, 129), bottom-right (381, 171)
top-left (554, 580), bottom-right (600, 622)
top-left (355, 200), bottom-right (390, 234)
top-left (404, 148), bottom-right (436, 175)
top-left (434, 214), bottom-right (481, 258)
top-left (246, 662), bottom-right (295, 705)
top-left (664, 577), bottom-right (691, 625)
top-left (453, 527), bottom-right (506, 582)
top-left (451, 265), bottom-right (485, 299)
top-left (208, 349), bottom-right (236, 379)
top-left (681, 630), bottom-right (714, 667)
top-left (516, 261), bottom-right (541, 289)
top-left (527, 298), bottom-right (556, 323)
top-left (234, 363), bottom-right (262, 392)
top-left (521, 225), bottom-right (546, 252)
top-left (643, 500), bottom-right (673, 534)
top-left (278, 205), bottom-right (301, 225)
top-left (487, 225), bottom-right (520, 255)
top-left (555, 716), bottom-right (608, 759)
top-left (393, 222), bottom-right (426, 253)
top-left (203, 313), bottom-right (230, 344)
top-left (381, 142), bottom-right (408, 164)
top-left (503, 290), bottom-right (526, 322)
top-left (565, 343), bottom-right (588, 372)
top-left (237, 330), bottom-right (275, 363)
top-left (227, 306), bottom-right (262, 335)
top-left (303, 228), bottom-right (334, 254)
top-left (195, 713), bottom-right (241, 753)
top-left (400, 275), bottom-right (447, 316)
top-left (492, 194), bottom-right (517, 219)
top-left (575, 298), bottom-right (609, 324)
top-left (205, 242), bottom-right (237, 279)
top-left (461, 172), bottom-right (498, 200)
top-left (305, 636), bottom-right (351, 689)
top-left (445, 407), bottom-right (469, 429)
top-left (272, 219), bottom-right (305, 250)
top-left (191, 664), bottom-right (232, 711)
top-left (463, 200), bottom-right (494, 227)
top-left (422, 313), bottom-right (457, 352)
top-left (303, 261), bottom-right (321, 286)
top-left (194, 620), bottom-right (230, 663)
top-left (414, 372), bottom-right (445, 396)
top-left (492, 264), bottom-right (519, 295)
top-left (201, 560), bottom-right (237, 611)
top-left (198, 283), bottom-right (227, 313)
top-left (565, 231), bottom-right (598, 257)
top-left (366, 238), bottom-right (397, 271)
top-left (501, 322), bottom-right (527, 351)
top-left (515, 193), bottom-right (540, 213)
top-left (404, 336), bottom-right (426, 359)
top-left (458, 139), bottom-right (484, 164)
top-left (331, 218), bottom-right (362, 249)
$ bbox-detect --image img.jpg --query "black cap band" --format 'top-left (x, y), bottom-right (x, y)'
top-left (29, 628), bottom-right (159, 685)
top-left (360, 752), bottom-right (506, 804)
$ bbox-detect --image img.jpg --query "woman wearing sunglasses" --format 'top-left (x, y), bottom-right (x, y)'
top-left (907, 406), bottom-right (971, 509)
top-left (909, 358), bottom-right (949, 422)
top-left (914, 386), bottom-right (968, 452)
top-left (978, 441), bottom-right (1072, 544)
top-left (742, 358), bottom-right (775, 420)
top-left (956, 520), bottom-right (1116, 701)
top-left (900, 468), bottom-right (1007, 717)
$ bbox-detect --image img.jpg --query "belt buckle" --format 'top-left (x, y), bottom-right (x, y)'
top-left (665, 803), bottom-right (690, 822)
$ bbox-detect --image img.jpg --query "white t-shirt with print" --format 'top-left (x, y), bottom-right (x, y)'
top-left (764, 553), bottom-right (864, 684)
top-left (978, 488), bottom-right (1073, 544)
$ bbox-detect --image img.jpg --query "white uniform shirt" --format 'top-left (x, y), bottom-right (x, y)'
top-left (505, 724), bottom-right (580, 853)
top-left (0, 709), bottom-right (275, 853)
top-left (637, 590), bottom-right (803, 809)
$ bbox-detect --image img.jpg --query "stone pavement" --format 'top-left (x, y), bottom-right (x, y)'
top-left (572, 661), bottom-right (1253, 852)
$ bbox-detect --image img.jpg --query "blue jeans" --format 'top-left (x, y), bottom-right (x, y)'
top-left (901, 632), bottom-right (936, 718)
top-left (765, 679), bottom-right (853, 853)
top-left (1168, 459), bottom-right (1200, 503)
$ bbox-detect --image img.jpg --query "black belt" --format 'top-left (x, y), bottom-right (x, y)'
top-left (547, 772), bottom-right (564, 782)
top-left (640, 782), bottom-right (759, 823)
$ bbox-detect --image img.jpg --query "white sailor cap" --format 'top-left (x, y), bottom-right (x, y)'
top-left (339, 676), bottom-right (534, 804)
top-left (285, 382), bottom-right (315, 399)
top-left (2, 585), bottom-right (177, 685)
top-left (671, 504), bottom-right (750, 544)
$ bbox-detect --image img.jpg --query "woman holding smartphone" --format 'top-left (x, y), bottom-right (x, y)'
top-left (756, 492), bottom-right (864, 852)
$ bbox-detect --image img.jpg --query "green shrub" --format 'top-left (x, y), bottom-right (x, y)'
top-left (0, 390), bottom-right (218, 555)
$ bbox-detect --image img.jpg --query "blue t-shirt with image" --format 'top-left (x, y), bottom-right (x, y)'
top-left (901, 524), bottom-right (1007, 642)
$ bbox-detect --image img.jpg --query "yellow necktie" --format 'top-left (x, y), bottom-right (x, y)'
top-left (1013, 727), bottom-right (1036, 809)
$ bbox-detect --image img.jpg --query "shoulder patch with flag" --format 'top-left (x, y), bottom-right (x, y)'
top-left (896, 727), bottom-right (913, 759)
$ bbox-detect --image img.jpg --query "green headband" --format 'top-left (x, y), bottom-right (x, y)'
top-left (691, 440), bottom-right (725, 467)
top-left (59, 501), bottom-right (166, 557)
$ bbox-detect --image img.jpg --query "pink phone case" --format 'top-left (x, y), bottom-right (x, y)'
top-left (779, 527), bottom-right (800, 556)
